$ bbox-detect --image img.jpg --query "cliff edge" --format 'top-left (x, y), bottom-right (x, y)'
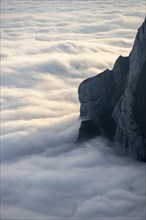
top-left (78, 18), bottom-right (146, 161)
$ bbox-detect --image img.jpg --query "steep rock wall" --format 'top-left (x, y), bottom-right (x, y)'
top-left (113, 19), bottom-right (146, 161)
top-left (78, 18), bottom-right (146, 161)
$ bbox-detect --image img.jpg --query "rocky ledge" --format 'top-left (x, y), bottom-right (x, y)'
top-left (78, 18), bottom-right (146, 161)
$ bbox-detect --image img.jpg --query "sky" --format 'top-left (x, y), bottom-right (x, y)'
top-left (1, 0), bottom-right (146, 219)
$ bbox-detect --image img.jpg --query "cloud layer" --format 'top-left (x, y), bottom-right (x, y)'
top-left (2, 138), bottom-right (146, 219)
top-left (1, 0), bottom-right (145, 219)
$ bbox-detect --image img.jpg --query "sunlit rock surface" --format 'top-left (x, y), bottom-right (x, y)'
top-left (78, 18), bottom-right (146, 161)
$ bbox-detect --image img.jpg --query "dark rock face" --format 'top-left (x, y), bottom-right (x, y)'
top-left (78, 18), bottom-right (146, 161)
top-left (78, 119), bottom-right (101, 142)
top-left (134, 61), bottom-right (146, 140)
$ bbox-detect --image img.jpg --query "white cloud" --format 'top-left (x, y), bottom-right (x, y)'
top-left (1, 138), bottom-right (145, 219)
top-left (1, 0), bottom-right (145, 219)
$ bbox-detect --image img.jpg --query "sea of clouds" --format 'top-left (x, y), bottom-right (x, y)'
top-left (1, 0), bottom-right (146, 219)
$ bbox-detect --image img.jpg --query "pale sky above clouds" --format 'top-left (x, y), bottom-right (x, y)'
top-left (1, 0), bottom-right (145, 219)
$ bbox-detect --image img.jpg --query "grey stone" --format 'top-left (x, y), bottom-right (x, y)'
top-left (78, 18), bottom-right (146, 161)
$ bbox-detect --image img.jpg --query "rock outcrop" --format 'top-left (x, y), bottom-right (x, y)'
top-left (78, 18), bottom-right (146, 161)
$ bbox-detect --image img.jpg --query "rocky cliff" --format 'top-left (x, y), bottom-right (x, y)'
top-left (78, 18), bottom-right (146, 161)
